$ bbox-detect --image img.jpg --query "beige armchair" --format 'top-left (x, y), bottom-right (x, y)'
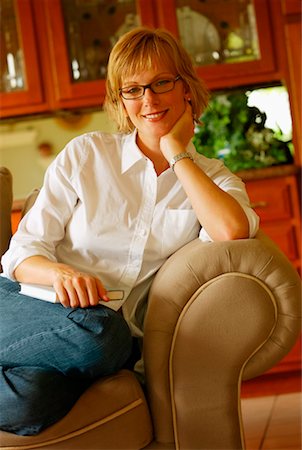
top-left (0, 166), bottom-right (300, 450)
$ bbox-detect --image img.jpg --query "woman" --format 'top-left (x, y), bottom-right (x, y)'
top-left (0, 27), bottom-right (259, 435)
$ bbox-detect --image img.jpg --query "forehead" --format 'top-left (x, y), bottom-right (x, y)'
top-left (121, 58), bottom-right (176, 84)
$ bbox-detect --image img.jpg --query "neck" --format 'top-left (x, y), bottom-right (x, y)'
top-left (137, 134), bottom-right (169, 176)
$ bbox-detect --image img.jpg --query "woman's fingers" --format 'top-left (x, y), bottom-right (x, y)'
top-left (53, 272), bottom-right (107, 308)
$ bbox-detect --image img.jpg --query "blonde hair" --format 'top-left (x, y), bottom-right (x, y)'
top-left (104, 27), bottom-right (209, 133)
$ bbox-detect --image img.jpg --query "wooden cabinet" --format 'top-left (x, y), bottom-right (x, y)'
top-left (0, 0), bottom-right (157, 117)
top-left (244, 170), bottom-right (301, 272)
top-left (37, 0), bottom-right (157, 110)
top-left (0, 0), bottom-right (295, 118)
top-left (154, 0), bottom-right (278, 90)
top-left (281, 0), bottom-right (301, 164)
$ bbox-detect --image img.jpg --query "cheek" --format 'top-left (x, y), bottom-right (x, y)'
top-left (121, 101), bottom-right (130, 118)
top-left (122, 101), bottom-right (139, 120)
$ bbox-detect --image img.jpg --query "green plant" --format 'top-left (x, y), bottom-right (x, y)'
top-left (193, 91), bottom-right (293, 172)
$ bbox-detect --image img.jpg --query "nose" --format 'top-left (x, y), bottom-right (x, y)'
top-left (143, 86), bottom-right (159, 103)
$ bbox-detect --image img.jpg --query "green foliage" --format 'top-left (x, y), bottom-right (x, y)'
top-left (193, 91), bottom-right (293, 172)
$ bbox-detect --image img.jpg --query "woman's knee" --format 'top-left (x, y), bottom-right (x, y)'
top-left (65, 306), bottom-right (133, 378)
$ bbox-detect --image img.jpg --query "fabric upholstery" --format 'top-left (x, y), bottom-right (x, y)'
top-left (144, 233), bottom-right (301, 449)
top-left (0, 370), bottom-right (153, 450)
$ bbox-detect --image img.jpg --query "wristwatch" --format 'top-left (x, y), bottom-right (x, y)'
top-left (169, 152), bottom-right (194, 172)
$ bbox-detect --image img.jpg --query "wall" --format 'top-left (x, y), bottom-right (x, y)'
top-left (0, 110), bottom-right (116, 200)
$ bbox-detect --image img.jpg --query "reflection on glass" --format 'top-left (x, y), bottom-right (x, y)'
top-left (175, 0), bottom-right (260, 66)
top-left (61, 0), bottom-right (140, 82)
top-left (0, 0), bottom-right (25, 92)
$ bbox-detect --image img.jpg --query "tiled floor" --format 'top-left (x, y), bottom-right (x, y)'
top-left (241, 392), bottom-right (302, 450)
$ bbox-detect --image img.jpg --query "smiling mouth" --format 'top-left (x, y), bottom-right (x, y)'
top-left (142, 110), bottom-right (167, 121)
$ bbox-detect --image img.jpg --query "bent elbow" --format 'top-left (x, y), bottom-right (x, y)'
top-left (223, 224), bottom-right (250, 241)
top-left (215, 222), bottom-right (250, 242)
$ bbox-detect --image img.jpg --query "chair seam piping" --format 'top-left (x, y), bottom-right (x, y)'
top-left (1, 398), bottom-right (144, 450)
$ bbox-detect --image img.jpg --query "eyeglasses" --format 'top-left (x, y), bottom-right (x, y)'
top-left (119, 75), bottom-right (181, 100)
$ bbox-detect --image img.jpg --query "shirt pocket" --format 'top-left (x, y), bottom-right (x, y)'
top-left (161, 209), bottom-right (200, 258)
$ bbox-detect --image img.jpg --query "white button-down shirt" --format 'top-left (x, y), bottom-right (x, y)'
top-left (2, 130), bottom-right (259, 336)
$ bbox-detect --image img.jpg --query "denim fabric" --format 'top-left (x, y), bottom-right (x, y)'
top-left (0, 277), bottom-right (133, 435)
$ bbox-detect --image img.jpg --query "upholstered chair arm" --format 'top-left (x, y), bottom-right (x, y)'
top-left (144, 231), bottom-right (301, 450)
top-left (0, 167), bottom-right (13, 272)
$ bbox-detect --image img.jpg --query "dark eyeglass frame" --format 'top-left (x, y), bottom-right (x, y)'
top-left (119, 75), bottom-right (181, 100)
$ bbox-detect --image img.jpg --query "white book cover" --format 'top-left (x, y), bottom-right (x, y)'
top-left (19, 282), bottom-right (125, 311)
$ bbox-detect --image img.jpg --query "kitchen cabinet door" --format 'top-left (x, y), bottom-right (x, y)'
top-left (246, 174), bottom-right (301, 272)
top-left (154, 0), bottom-right (277, 90)
top-left (0, 0), bottom-right (46, 117)
top-left (38, 0), bottom-right (157, 109)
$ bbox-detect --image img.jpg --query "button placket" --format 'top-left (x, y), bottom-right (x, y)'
top-left (119, 164), bottom-right (157, 288)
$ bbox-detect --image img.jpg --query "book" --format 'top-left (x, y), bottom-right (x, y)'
top-left (19, 282), bottom-right (125, 311)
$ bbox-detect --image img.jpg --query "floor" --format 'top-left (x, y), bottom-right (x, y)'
top-left (241, 391), bottom-right (302, 450)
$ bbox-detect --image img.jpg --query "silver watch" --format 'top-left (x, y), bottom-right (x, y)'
top-left (169, 152), bottom-right (194, 172)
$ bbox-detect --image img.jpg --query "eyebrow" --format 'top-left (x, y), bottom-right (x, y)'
top-left (122, 73), bottom-right (175, 86)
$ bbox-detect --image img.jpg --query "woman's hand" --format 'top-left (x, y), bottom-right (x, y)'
top-left (14, 256), bottom-right (108, 308)
top-left (52, 263), bottom-right (109, 308)
top-left (160, 101), bottom-right (195, 162)
top-left (157, 103), bottom-right (250, 242)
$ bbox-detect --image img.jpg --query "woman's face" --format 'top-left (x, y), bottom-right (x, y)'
top-left (120, 61), bottom-right (188, 147)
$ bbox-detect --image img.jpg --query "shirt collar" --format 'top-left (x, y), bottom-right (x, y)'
top-left (121, 130), bottom-right (145, 174)
top-left (121, 130), bottom-right (196, 174)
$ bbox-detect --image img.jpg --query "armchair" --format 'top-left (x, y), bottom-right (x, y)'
top-left (0, 166), bottom-right (300, 450)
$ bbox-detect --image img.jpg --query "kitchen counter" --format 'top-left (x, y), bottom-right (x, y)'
top-left (235, 164), bottom-right (300, 181)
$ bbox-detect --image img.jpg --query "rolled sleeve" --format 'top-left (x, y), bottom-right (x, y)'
top-left (193, 151), bottom-right (259, 242)
top-left (1, 145), bottom-right (81, 280)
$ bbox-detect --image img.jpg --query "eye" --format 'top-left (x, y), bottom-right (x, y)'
top-left (155, 79), bottom-right (171, 87)
top-left (123, 86), bottom-right (142, 95)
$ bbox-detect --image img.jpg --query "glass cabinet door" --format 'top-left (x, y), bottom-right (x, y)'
top-left (155, 0), bottom-right (276, 90)
top-left (43, 0), bottom-right (156, 108)
top-left (61, 0), bottom-right (140, 83)
top-left (175, 0), bottom-right (260, 67)
top-left (1, 0), bottom-right (25, 92)
top-left (0, 0), bottom-right (44, 116)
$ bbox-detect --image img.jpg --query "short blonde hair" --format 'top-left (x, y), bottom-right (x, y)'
top-left (104, 27), bottom-right (209, 133)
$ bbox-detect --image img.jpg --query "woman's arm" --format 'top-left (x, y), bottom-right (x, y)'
top-left (14, 255), bottom-right (109, 308)
top-left (160, 103), bottom-right (249, 241)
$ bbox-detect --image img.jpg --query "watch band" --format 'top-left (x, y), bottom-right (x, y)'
top-left (169, 152), bottom-right (194, 172)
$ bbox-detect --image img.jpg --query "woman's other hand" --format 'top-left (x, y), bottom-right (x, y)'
top-left (160, 101), bottom-right (195, 161)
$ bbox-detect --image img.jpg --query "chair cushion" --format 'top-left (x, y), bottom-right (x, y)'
top-left (0, 370), bottom-right (153, 450)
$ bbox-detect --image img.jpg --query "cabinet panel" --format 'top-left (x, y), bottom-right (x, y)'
top-left (245, 174), bottom-right (301, 268)
top-left (261, 221), bottom-right (299, 261)
top-left (283, 19), bottom-right (302, 164)
top-left (0, 0), bottom-right (45, 116)
top-left (281, 0), bottom-right (302, 15)
top-left (246, 178), bottom-right (293, 222)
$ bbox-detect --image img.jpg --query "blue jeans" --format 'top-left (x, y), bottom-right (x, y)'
top-left (0, 277), bottom-right (132, 435)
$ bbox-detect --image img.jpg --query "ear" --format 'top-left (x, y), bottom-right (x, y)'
top-left (183, 87), bottom-right (191, 102)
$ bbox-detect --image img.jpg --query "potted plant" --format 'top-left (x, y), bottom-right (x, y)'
top-left (193, 90), bottom-right (293, 172)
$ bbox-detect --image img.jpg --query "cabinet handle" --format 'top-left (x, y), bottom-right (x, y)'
top-left (250, 200), bottom-right (268, 209)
